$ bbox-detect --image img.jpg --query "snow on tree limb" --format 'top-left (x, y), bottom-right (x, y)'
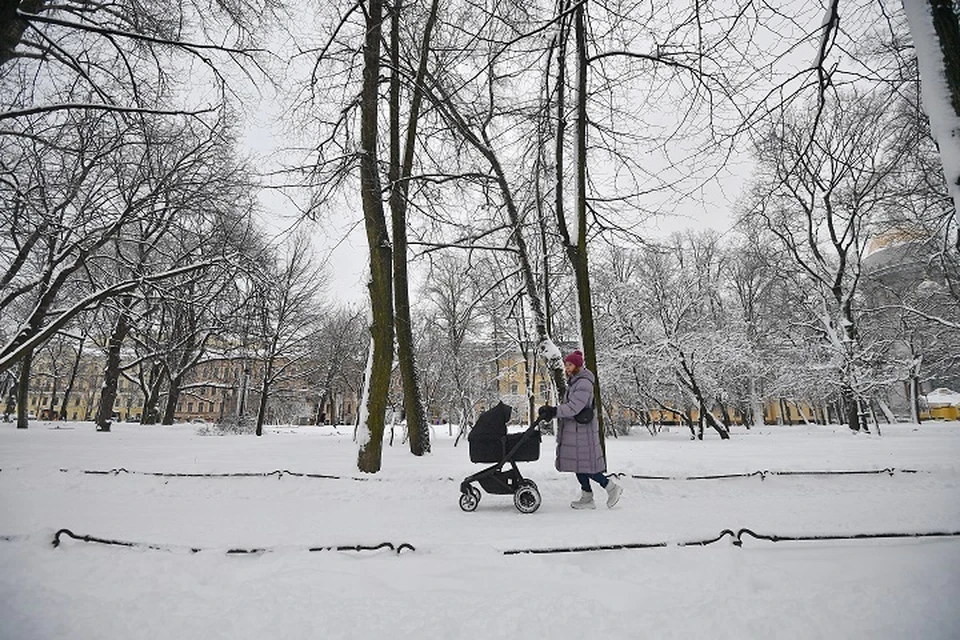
top-left (0, 260), bottom-right (218, 373)
top-left (903, 0), bottom-right (960, 215)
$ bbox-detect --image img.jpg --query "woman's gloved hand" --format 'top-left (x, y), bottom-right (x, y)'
top-left (537, 405), bottom-right (557, 421)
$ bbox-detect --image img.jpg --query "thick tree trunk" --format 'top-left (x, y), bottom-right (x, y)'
top-left (161, 376), bottom-right (182, 425)
top-left (842, 385), bottom-right (861, 432)
top-left (96, 301), bottom-right (132, 432)
top-left (0, 1), bottom-right (45, 68)
top-left (356, 0), bottom-right (394, 474)
top-left (16, 349), bottom-right (32, 428)
top-left (929, 0), bottom-right (960, 128)
top-left (389, 0), bottom-right (436, 456)
top-left (141, 363), bottom-right (164, 425)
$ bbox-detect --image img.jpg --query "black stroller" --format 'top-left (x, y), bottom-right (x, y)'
top-left (459, 401), bottom-right (544, 514)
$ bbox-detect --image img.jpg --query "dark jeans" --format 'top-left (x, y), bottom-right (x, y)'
top-left (576, 472), bottom-right (609, 492)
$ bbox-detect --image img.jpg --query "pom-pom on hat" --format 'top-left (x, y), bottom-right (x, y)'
top-left (564, 349), bottom-right (584, 368)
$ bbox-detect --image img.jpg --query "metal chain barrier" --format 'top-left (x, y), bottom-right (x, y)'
top-left (610, 467), bottom-right (923, 481)
top-left (50, 528), bottom-right (415, 555)
top-left (49, 467), bottom-right (930, 482)
top-left (3, 528), bottom-right (955, 557)
top-left (55, 468), bottom-right (460, 482)
top-left (503, 527), bottom-right (960, 555)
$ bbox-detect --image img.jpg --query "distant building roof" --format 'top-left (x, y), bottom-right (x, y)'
top-left (925, 388), bottom-right (960, 407)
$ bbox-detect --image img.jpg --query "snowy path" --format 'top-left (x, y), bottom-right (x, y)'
top-left (1, 422), bottom-right (959, 639)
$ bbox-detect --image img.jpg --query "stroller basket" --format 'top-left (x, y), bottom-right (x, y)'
top-left (469, 430), bottom-right (541, 463)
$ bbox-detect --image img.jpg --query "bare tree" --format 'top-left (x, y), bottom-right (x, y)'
top-left (745, 90), bottom-right (912, 431)
top-left (249, 234), bottom-right (325, 436)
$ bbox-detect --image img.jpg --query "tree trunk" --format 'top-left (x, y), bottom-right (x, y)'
top-left (842, 385), bottom-right (861, 432)
top-left (389, 0), bottom-right (438, 456)
top-left (677, 353), bottom-right (730, 439)
top-left (928, 0), bottom-right (960, 116)
top-left (683, 410), bottom-right (696, 439)
top-left (555, 0), bottom-right (606, 452)
top-left (748, 376), bottom-right (766, 427)
top-left (924, 0), bottom-right (960, 207)
top-left (141, 363), bottom-right (164, 425)
top-left (717, 397), bottom-right (732, 428)
top-left (2, 372), bottom-right (15, 421)
top-left (909, 374), bottom-right (923, 424)
top-left (95, 300), bottom-right (132, 432)
top-left (15, 349), bottom-right (32, 428)
top-left (0, 1), bottom-right (45, 68)
top-left (58, 336), bottom-right (85, 422)
top-left (552, 2), bottom-right (571, 341)
top-left (254, 357), bottom-right (273, 437)
top-left (779, 397), bottom-right (791, 425)
top-left (356, 0), bottom-right (394, 474)
top-left (161, 376), bottom-right (182, 425)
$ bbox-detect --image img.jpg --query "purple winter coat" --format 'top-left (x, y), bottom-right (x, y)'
top-left (555, 368), bottom-right (605, 474)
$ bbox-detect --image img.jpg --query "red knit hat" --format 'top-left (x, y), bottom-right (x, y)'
top-left (564, 350), bottom-right (584, 368)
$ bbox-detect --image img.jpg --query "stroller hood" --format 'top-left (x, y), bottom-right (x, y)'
top-left (468, 401), bottom-right (512, 441)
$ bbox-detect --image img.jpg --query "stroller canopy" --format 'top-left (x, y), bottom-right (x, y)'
top-left (468, 401), bottom-right (512, 441)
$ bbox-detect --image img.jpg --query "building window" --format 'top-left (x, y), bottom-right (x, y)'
top-left (187, 402), bottom-right (193, 412)
top-left (510, 383), bottom-right (519, 395)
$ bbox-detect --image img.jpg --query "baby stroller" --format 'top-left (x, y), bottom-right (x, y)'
top-left (459, 401), bottom-right (544, 514)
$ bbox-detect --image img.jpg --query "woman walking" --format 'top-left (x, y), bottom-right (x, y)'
top-left (539, 350), bottom-right (623, 509)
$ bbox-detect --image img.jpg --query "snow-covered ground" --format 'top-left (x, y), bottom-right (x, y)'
top-left (1, 421), bottom-right (959, 639)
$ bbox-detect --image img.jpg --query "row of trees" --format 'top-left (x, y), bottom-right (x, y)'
top-left (300, 0), bottom-right (958, 469)
top-left (0, 2), bottom-right (350, 433)
top-left (2, 2), bottom-right (959, 473)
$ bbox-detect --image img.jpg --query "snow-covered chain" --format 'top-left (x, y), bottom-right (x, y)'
top-left (50, 466), bottom-right (927, 482)
top-left (50, 528), bottom-right (416, 555)
top-left (503, 528), bottom-right (960, 555)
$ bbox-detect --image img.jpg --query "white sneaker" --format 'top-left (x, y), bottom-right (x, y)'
top-left (570, 490), bottom-right (595, 509)
top-left (605, 480), bottom-right (623, 508)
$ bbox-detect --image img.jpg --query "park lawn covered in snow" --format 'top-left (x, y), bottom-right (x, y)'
top-left (1, 421), bottom-right (959, 640)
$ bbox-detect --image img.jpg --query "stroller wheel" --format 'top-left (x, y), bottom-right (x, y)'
top-left (514, 484), bottom-right (541, 514)
top-left (459, 490), bottom-right (480, 512)
top-left (469, 485), bottom-right (481, 501)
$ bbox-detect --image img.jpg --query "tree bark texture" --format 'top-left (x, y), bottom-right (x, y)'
top-left (357, 0), bottom-right (394, 474)
top-left (929, 0), bottom-right (960, 136)
top-left (254, 357), bottom-right (274, 436)
top-left (389, 0), bottom-right (438, 456)
top-left (161, 375), bottom-right (182, 426)
top-left (572, 0), bottom-right (606, 451)
top-left (95, 299), bottom-right (133, 431)
top-left (0, 1), bottom-right (45, 68)
top-left (15, 348), bottom-right (31, 428)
